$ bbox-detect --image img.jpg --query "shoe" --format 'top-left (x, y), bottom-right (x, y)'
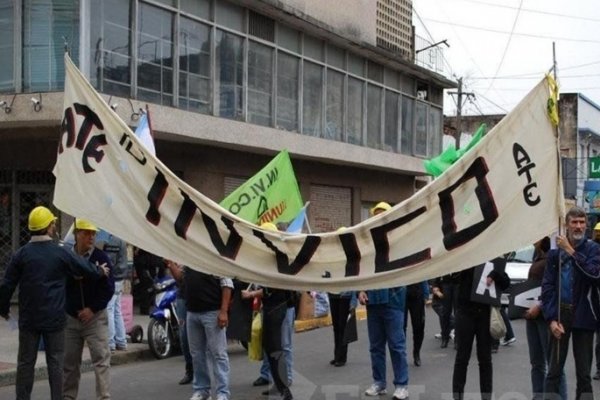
top-left (190, 392), bottom-right (211, 400)
top-left (116, 345), bottom-right (127, 351)
top-left (393, 386), bottom-right (409, 400)
top-left (110, 348), bottom-right (116, 354)
top-left (365, 384), bottom-right (387, 396)
top-left (262, 386), bottom-right (280, 396)
top-left (414, 355), bottom-right (421, 367)
top-left (450, 329), bottom-right (455, 340)
top-left (333, 361), bottom-right (346, 367)
top-left (434, 333), bottom-right (442, 339)
top-left (500, 337), bottom-right (516, 346)
top-left (282, 388), bottom-right (293, 400)
top-left (329, 359), bottom-right (336, 365)
top-left (179, 371), bottom-right (193, 385)
top-left (594, 371), bottom-right (600, 380)
top-left (441, 339), bottom-right (449, 349)
top-left (253, 377), bottom-right (270, 387)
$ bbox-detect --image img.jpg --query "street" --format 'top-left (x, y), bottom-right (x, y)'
top-left (0, 308), bottom-right (589, 400)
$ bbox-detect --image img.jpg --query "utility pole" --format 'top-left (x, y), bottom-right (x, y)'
top-left (448, 77), bottom-right (475, 150)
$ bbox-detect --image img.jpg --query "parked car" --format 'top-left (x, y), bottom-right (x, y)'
top-left (504, 245), bottom-right (535, 319)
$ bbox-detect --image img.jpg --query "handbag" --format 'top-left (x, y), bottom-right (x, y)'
top-left (489, 306), bottom-right (507, 340)
top-left (342, 308), bottom-right (358, 344)
top-left (248, 312), bottom-right (263, 361)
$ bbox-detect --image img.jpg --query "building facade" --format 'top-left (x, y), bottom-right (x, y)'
top-left (0, 0), bottom-right (453, 269)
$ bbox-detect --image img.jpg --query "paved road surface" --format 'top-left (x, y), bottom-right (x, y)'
top-left (1, 308), bottom-right (594, 400)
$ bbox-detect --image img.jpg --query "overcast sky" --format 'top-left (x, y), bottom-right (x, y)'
top-left (413, 0), bottom-right (600, 116)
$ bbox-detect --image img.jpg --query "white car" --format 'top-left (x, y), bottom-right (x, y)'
top-left (505, 245), bottom-right (534, 285)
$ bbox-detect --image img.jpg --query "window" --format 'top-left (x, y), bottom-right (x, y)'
top-left (137, 4), bottom-right (174, 105)
top-left (276, 52), bottom-right (299, 131)
top-left (0, 0), bottom-right (14, 91)
top-left (23, 0), bottom-right (80, 92)
top-left (178, 18), bottom-right (211, 114)
top-left (325, 69), bottom-right (343, 141)
top-left (348, 54), bottom-right (365, 77)
top-left (302, 61), bottom-right (323, 136)
top-left (277, 25), bottom-right (300, 53)
top-left (216, 0), bottom-right (244, 32)
top-left (401, 95), bottom-right (413, 155)
top-left (347, 77), bottom-right (363, 145)
top-left (367, 61), bottom-right (383, 83)
top-left (216, 30), bottom-right (243, 120)
top-left (248, 41), bottom-right (273, 126)
top-left (384, 91), bottom-right (399, 152)
top-left (90, 0), bottom-right (132, 96)
top-left (327, 44), bottom-right (345, 70)
top-left (304, 35), bottom-right (323, 61)
top-left (429, 107), bottom-right (442, 157)
top-left (414, 102), bottom-right (428, 156)
top-left (366, 85), bottom-right (382, 149)
top-left (180, 0), bottom-right (210, 20)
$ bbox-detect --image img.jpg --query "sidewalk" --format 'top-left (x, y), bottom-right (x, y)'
top-left (0, 307), bottom-right (366, 388)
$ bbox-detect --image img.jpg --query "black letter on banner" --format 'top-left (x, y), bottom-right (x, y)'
top-left (59, 107), bottom-right (76, 154)
top-left (253, 230), bottom-right (321, 275)
top-left (370, 207), bottom-right (431, 273)
top-left (439, 157), bottom-right (498, 250)
top-left (174, 191), bottom-right (243, 260)
top-left (339, 232), bottom-right (361, 277)
top-left (81, 134), bottom-right (107, 173)
top-left (146, 168), bottom-right (168, 226)
top-left (73, 103), bottom-right (104, 150)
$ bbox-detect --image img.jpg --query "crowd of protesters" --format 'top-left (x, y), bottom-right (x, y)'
top-left (2, 204), bottom-right (600, 400)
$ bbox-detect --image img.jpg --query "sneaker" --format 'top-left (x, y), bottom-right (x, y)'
top-left (450, 329), bottom-right (455, 340)
top-left (434, 333), bottom-right (442, 339)
top-left (365, 384), bottom-right (387, 396)
top-left (116, 345), bottom-right (127, 351)
top-left (500, 337), bottom-right (516, 346)
top-left (190, 392), bottom-right (211, 400)
top-left (253, 376), bottom-right (270, 387)
top-left (393, 386), bottom-right (409, 400)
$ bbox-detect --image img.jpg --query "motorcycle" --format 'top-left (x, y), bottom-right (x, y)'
top-left (147, 277), bottom-right (180, 359)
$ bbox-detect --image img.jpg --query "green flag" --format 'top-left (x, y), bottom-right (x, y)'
top-left (424, 123), bottom-right (487, 177)
top-left (220, 150), bottom-right (303, 225)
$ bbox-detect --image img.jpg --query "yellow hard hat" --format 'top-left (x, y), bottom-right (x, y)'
top-left (28, 206), bottom-right (57, 231)
top-left (260, 222), bottom-right (278, 231)
top-left (370, 201), bottom-right (391, 216)
top-left (74, 219), bottom-right (98, 232)
top-left (594, 222), bottom-right (600, 231)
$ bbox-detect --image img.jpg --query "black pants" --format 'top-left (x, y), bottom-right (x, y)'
top-left (435, 282), bottom-right (456, 341)
top-left (546, 306), bottom-right (594, 400)
top-left (452, 304), bottom-right (493, 400)
top-left (404, 286), bottom-right (425, 357)
top-left (263, 302), bottom-right (290, 396)
top-left (329, 294), bottom-right (351, 363)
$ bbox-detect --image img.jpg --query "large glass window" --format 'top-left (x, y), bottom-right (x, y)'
top-left (23, 0), bottom-right (80, 92)
top-left (216, 30), bottom-right (243, 120)
top-left (401, 96), bottom-right (414, 155)
top-left (137, 4), bottom-right (173, 105)
top-left (178, 17), bottom-right (211, 114)
top-left (325, 69), bottom-right (343, 141)
top-left (366, 85), bottom-right (382, 149)
top-left (415, 102), bottom-right (428, 156)
top-left (429, 107), bottom-right (442, 157)
top-left (180, 0), bottom-right (210, 20)
top-left (91, 0), bottom-right (131, 96)
top-left (0, 0), bottom-right (14, 91)
top-left (384, 91), bottom-right (399, 152)
top-left (302, 61), bottom-right (323, 137)
top-left (347, 77), bottom-right (363, 145)
top-left (248, 41), bottom-right (273, 127)
top-left (276, 51), bottom-right (299, 131)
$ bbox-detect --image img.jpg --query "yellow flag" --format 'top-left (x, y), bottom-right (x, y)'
top-left (546, 74), bottom-right (559, 127)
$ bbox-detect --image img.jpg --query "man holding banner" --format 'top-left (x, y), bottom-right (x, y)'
top-left (542, 207), bottom-right (600, 400)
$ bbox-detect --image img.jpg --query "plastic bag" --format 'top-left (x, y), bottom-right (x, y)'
top-left (489, 306), bottom-right (506, 340)
top-left (313, 291), bottom-right (330, 317)
top-left (248, 312), bottom-right (263, 361)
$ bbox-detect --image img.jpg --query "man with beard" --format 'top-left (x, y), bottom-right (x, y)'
top-left (542, 207), bottom-right (600, 400)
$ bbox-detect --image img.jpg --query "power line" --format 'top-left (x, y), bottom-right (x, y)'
top-left (423, 18), bottom-right (600, 44)
top-left (484, 0), bottom-right (524, 94)
top-left (471, 73), bottom-right (600, 80)
top-left (445, 0), bottom-right (600, 23)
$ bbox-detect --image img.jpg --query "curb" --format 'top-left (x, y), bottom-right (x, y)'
top-left (0, 346), bottom-right (153, 388)
top-left (0, 310), bottom-right (366, 388)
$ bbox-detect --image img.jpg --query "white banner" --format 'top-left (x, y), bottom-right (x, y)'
top-left (53, 54), bottom-right (564, 291)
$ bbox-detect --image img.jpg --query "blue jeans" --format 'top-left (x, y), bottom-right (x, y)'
top-left (366, 303), bottom-right (408, 388)
top-left (107, 280), bottom-right (127, 349)
top-left (187, 310), bottom-right (230, 399)
top-left (526, 317), bottom-right (567, 400)
top-left (176, 298), bottom-right (192, 369)
top-left (17, 328), bottom-right (64, 400)
top-left (260, 306), bottom-right (294, 384)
